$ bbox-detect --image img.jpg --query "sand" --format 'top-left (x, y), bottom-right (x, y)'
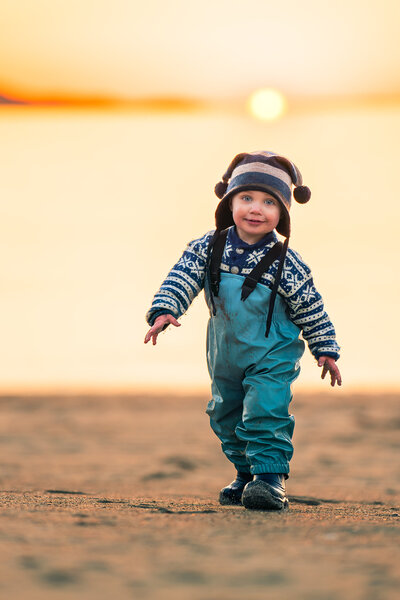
top-left (0, 391), bottom-right (399, 600)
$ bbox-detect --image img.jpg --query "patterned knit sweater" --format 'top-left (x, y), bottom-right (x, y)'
top-left (146, 226), bottom-right (340, 360)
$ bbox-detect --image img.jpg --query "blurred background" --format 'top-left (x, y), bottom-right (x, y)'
top-left (1, 0), bottom-right (399, 394)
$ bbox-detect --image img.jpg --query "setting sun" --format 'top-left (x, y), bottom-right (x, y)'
top-left (247, 88), bottom-right (287, 121)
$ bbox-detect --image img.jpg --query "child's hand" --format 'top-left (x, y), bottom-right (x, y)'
top-left (144, 314), bottom-right (181, 346)
top-left (318, 356), bottom-right (342, 387)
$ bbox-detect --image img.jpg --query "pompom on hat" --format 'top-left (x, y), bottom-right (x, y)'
top-left (214, 150), bottom-right (311, 238)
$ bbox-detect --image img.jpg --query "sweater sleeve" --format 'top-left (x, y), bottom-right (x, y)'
top-left (145, 230), bottom-right (215, 327)
top-left (278, 248), bottom-right (341, 361)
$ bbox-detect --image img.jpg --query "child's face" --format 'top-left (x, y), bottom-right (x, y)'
top-left (229, 189), bottom-right (281, 244)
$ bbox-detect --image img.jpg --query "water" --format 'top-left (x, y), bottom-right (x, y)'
top-left (0, 106), bottom-right (399, 390)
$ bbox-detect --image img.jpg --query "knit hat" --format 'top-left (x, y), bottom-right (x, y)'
top-left (214, 150), bottom-right (311, 238)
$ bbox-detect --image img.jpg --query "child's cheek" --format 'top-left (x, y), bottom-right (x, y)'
top-left (232, 206), bottom-right (243, 223)
top-left (232, 212), bottom-right (241, 227)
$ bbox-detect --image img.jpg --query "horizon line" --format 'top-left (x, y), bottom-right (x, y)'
top-left (1, 92), bottom-right (400, 114)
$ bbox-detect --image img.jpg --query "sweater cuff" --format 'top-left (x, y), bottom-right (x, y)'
top-left (315, 350), bottom-right (340, 361)
top-left (146, 308), bottom-right (175, 327)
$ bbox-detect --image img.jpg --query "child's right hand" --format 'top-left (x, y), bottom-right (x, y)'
top-left (144, 314), bottom-right (181, 346)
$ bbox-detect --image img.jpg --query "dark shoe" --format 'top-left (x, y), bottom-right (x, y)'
top-left (219, 472), bottom-right (253, 505)
top-left (241, 474), bottom-right (289, 511)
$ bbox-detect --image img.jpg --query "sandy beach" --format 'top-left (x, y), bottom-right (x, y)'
top-left (0, 390), bottom-right (399, 599)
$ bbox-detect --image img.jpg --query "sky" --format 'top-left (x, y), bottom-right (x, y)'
top-left (1, 1), bottom-right (400, 103)
top-left (0, 1), bottom-right (399, 393)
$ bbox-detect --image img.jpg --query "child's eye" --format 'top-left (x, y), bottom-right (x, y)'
top-left (242, 195), bottom-right (252, 201)
top-left (264, 199), bottom-right (275, 205)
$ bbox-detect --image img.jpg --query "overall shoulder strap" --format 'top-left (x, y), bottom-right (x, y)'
top-left (241, 242), bottom-right (283, 301)
top-left (208, 228), bottom-right (229, 297)
top-left (265, 237), bottom-right (289, 337)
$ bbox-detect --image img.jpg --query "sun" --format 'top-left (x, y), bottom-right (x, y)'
top-left (247, 88), bottom-right (287, 121)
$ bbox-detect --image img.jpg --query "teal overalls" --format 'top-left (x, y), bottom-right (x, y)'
top-left (204, 232), bottom-right (305, 477)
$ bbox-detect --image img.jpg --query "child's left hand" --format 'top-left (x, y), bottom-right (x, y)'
top-left (318, 356), bottom-right (342, 387)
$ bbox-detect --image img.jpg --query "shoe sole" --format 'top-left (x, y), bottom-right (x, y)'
top-left (242, 484), bottom-right (289, 511)
top-left (219, 492), bottom-right (243, 506)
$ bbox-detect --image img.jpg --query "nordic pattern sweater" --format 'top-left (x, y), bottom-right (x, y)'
top-left (145, 226), bottom-right (340, 360)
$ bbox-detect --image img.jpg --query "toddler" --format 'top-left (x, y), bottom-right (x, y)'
top-left (144, 150), bottom-right (341, 511)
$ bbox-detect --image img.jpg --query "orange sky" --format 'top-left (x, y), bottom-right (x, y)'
top-left (1, 0), bottom-right (400, 104)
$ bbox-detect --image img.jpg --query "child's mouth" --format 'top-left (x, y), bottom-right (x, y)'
top-left (245, 219), bottom-right (264, 225)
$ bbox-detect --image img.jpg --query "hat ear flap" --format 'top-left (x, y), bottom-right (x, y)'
top-left (215, 197), bottom-right (235, 230)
